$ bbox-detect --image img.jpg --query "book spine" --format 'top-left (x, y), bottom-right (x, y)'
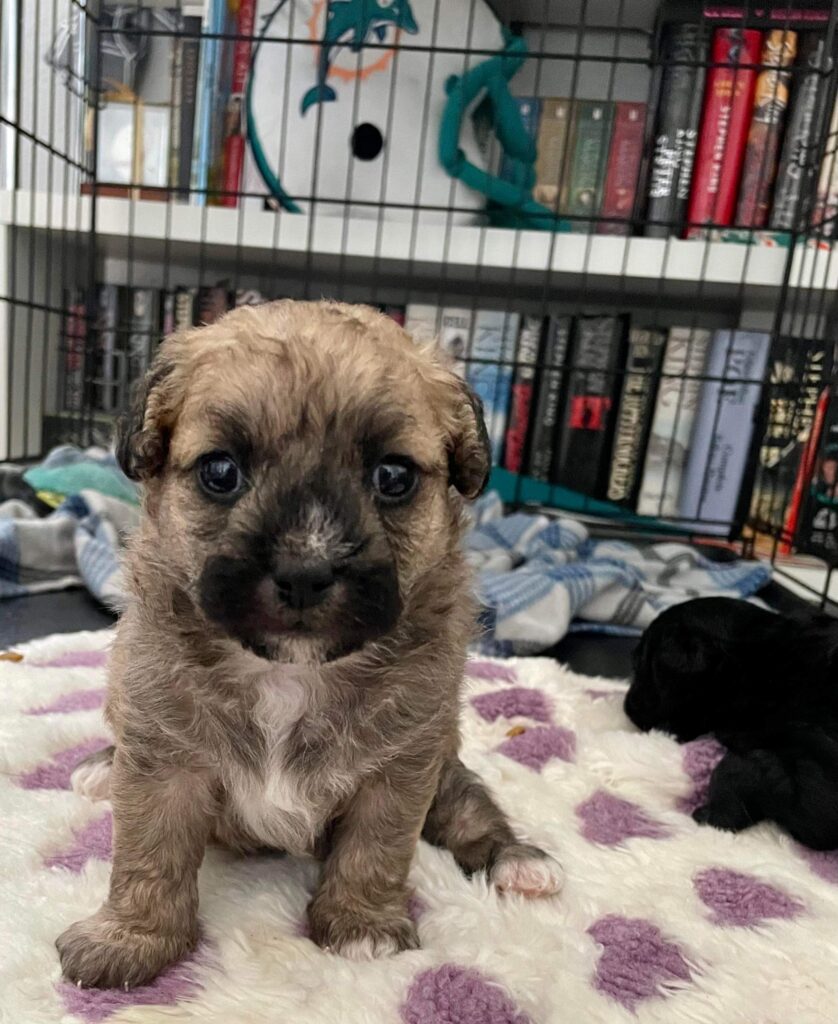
top-left (503, 315), bottom-right (544, 474)
top-left (534, 98), bottom-right (572, 212)
top-left (438, 308), bottom-right (473, 378)
top-left (235, 288), bottom-right (266, 307)
top-left (792, 386), bottom-right (838, 557)
top-left (645, 23), bottom-right (708, 239)
top-left (812, 91), bottom-right (838, 237)
top-left (526, 317), bottom-right (571, 481)
top-left (686, 28), bottom-right (762, 238)
top-left (220, 0), bottom-right (256, 208)
top-left (178, 17), bottom-right (202, 201)
top-left (96, 284), bottom-right (120, 413)
top-left (679, 330), bottom-right (771, 528)
top-left (382, 305), bottom-right (405, 326)
top-left (597, 102), bottom-right (646, 235)
top-left (771, 34), bottom-right (832, 231)
top-left (466, 311), bottom-right (520, 465)
top-left (61, 288), bottom-right (87, 413)
top-left (606, 328), bottom-right (666, 504)
top-left (636, 328), bottom-right (711, 517)
top-left (161, 289), bottom-right (177, 338)
top-left (174, 286), bottom-right (197, 330)
top-left (564, 101), bottom-right (615, 231)
top-left (498, 98), bottom-right (541, 191)
top-left (196, 284), bottom-right (231, 325)
top-left (169, 25), bottom-right (184, 192)
top-left (735, 30), bottom-right (797, 229)
top-left (552, 316), bottom-right (626, 498)
top-left (192, 0), bottom-right (224, 206)
top-left (127, 288), bottom-right (159, 383)
top-left (783, 384), bottom-right (830, 552)
top-left (404, 304), bottom-right (440, 344)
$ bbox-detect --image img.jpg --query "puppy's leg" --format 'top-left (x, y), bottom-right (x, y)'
top-left (71, 744), bottom-right (115, 801)
top-left (423, 756), bottom-right (563, 897)
top-left (57, 748), bottom-right (215, 989)
top-left (693, 751), bottom-right (770, 833)
top-left (308, 763), bottom-right (438, 961)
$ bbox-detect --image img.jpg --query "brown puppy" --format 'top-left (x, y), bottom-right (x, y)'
top-left (57, 300), bottom-right (562, 989)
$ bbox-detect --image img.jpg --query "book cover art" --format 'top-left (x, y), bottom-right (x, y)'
top-left (686, 28), bottom-right (762, 238)
top-left (679, 330), bottom-right (771, 531)
top-left (606, 328), bottom-right (666, 505)
top-left (526, 316), bottom-right (571, 482)
top-left (404, 304), bottom-right (440, 344)
top-left (466, 311), bottom-right (521, 465)
top-left (503, 315), bottom-right (544, 474)
top-left (551, 316), bottom-right (627, 497)
top-left (771, 34), bottom-right (833, 231)
top-left (563, 101), bottom-right (615, 232)
top-left (598, 102), bottom-right (647, 235)
top-left (439, 308), bottom-right (473, 378)
top-left (645, 23), bottom-right (709, 238)
top-left (636, 327), bottom-right (711, 518)
top-left (734, 30), bottom-right (797, 230)
top-left (534, 98), bottom-right (572, 212)
top-left (177, 15), bottom-right (203, 200)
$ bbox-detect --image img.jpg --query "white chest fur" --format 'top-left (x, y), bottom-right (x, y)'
top-left (222, 668), bottom-right (328, 855)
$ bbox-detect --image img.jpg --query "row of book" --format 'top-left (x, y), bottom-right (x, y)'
top-left (507, 20), bottom-right (838, 241)
top-left (61, 285), bottom-right (827, 537)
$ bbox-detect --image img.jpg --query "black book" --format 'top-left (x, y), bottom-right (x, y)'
top-left (606, 327), bottom-right (666, 506)
top-left (178, 16), bottom-right (203, 200)
top-left (551, 316), bottom-right (628, 498)
top-left (645, 22), bottom-right (708, 238)
top-left (526, 316), bottom-right (571, 482)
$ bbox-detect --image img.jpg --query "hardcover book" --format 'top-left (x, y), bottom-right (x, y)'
top-left (526, 316), bottom-right (571, 482)
top-left (499, 98), bottom-right (541, 194)
top-left (563, 101), bottom-right (614, 232)
top-left (735, 29), bottom-right (797, 229)
top-left (503, 315), bottom-right (544, 474)
top-left (438, 308), bottom-right (473, 377)
top-left (534, 99), bottom-right (572, 211)
top-left (551, 315), bottom-right (627, 498)
top-left (467, 311), bottom-right (521, 464)
top-left (685, 28), bottom-right (762, 238)
top-left (177, 15), bottom-right (203, 200)
top-left (606, 327), bottom-right (666, 505)
top-left (636, 327), bottom-right (711, 518)
top-left (598, 102), bottom-right (647, 235)
top-left (679, 330), bottom-right (771, 531)
top-left (645, 23), bottom-right (708, 238)
top-left (812, 91), bottom-right (838, 238)
top-left (126, 287), bottom-right (160, 384)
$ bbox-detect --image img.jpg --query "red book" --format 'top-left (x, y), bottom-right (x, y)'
top-left (503, 316), bottom-right (542, 473)
top-left (597, 102), bottom-right (647, 236)
top-left (685, 27), bottom-right (762, 238)
top-left (781, 385), bottom-right (830, 553)
top-left (220, 0), bottom-right (256, 208)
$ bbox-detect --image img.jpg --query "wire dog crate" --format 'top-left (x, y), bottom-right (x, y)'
top-left (2, 0), bottom-right (838, 606)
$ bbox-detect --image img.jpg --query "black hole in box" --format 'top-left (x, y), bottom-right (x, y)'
top-left (352, 123), bottom-right (384, 161)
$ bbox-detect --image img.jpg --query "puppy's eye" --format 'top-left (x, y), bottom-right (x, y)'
top-left (197, 452), bottom-right (244, 499)
top-left (372, 458), bottom-right (418, 504)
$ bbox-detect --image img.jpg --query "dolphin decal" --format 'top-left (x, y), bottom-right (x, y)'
top-left (301, 0), bottom-right (419, 115)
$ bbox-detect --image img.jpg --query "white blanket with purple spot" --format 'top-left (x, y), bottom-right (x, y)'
top-left (2, 631), bottom-right (836, 1023)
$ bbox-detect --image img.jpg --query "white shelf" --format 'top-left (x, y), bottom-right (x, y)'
top-left (4, 190), bottom-right (838, 301)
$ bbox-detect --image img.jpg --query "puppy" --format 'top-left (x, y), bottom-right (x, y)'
top-left (57, 300), bottom-right (562, 989)
top-left (626, 596), bottom-right (838, 850)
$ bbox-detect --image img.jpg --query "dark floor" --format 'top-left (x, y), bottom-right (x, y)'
top-left (0, 588), bottom-right (640, 678)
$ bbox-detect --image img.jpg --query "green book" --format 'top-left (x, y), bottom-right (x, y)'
top-left (562, 100), bottom-right (614, 232)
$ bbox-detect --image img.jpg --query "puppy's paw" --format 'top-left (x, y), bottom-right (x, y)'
top-left (56, 910), bottom-right (192, 989)
top-left (691, 803), bottom-right (750, 833)
top-left (491, 843), bottom-right (564, 898)
top-left (308, 896), bottom-right (419, 960)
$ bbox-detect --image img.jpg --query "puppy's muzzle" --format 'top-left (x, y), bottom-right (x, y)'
top-left (273, 559), bottom-right (335, 611)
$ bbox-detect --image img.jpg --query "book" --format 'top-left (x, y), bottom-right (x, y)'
top-left (95, 284), bottom-right (121, 413)
top-left (685, 28), bottom-right (762, 239)
top-left (793, 387), bottom-right (838, 559)
top-left (812, 90), bottom-right (838, 238)
top-left (498, 98), bottom-right (541, 194)
top-left (645, 23), bottom-right (708, 238)
top-left (196, 283), bottom-right (231, 325)
top-left (534, 99), bottom-right (572, 211)
top-left (177, 15), bottom-right (203, 201)
top-left (597, 102), bottom-right (646, 235)
top-left (438, 308), bottom-right (473, 377)
top-left (636, 327), bottom-right (712, 518)
top-left (734, 30), bottom-right (797, 230)
top-left (381, 305), bottom-right (405, 326)
top-left (771, 34), bottom-right (833, 231)
top-left (192, 0), bottom-right (225, 205)
top-left (526, 316), bottom-right (571, 482)
top-left (503, 315), bottom-right (544, 474)
top-left (219, 0), bottom-right (256, 207)
top-left (551, 315), bottom-right (627, 498)
top-left (174, 286), bottom-right (197, 329)
top-left (61, 288), bottom-right (87, 413)
top-left (126, 288), bottom-right (160, 384)
top-left (679, 330), bottom-right (771, 531)
top-left (606, 328), bottom-right (666, 505)
top-left (563, 101), bottom-right (614, 232)
top-left (161, 289), bottom-right (177, 337)
top-left (783, 384), bottom-right (830, 552)
top-left (404, 304), bottom-right (440, 344)
top-left (234, 287), bottom-right (267, 307)
top-left (466, 311), bottom-right (521, 465)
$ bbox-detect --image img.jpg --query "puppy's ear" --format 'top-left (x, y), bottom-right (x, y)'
top-left (448, 378), bottom-right (491, 499)
top-left (116, 347), bottom-right (179, 481)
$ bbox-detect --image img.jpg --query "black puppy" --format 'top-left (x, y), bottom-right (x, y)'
top-left (625, 597), bottom-right (838, 851)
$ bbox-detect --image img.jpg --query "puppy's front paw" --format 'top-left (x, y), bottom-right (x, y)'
top-left (491, 843), bottom-right (564, 898)
top-left (57, 910), bottom-right (193, 989)
top-left (308, 896), bottom-right (419, 961)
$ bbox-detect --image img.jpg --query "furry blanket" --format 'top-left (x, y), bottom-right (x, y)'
top-left (1, 631), bottom-right (836, 1023)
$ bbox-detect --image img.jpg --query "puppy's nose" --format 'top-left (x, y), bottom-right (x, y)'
top-left (274, 562), bottom-right (335, 611)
